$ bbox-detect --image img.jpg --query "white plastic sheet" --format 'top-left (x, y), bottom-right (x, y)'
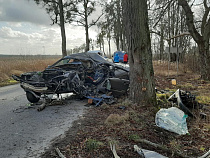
top-left (155, 107), bottom-right (189, 135)
top-left (134, 145), bottom-right (168, 158)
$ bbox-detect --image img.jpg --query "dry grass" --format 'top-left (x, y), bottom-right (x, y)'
top-left (153, 60), bottom-right (195, 77)
top-left (104, 112), bottom-right (129, 127)
top-left (0, 56), bottom-right (60, 83)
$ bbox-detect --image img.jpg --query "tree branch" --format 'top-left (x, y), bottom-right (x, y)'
top-left (55, 148), bottom-right (66, 158)
top-left (166, 32), bottom-right (191, 40)
top-left (88, 13), bottom-right (104, 28)
top-left (178, 0), bottom-right (203, 43)
top-left (76, 20), bottom-right (85, 26)
top-left (150, 30), bottom-right (190, 41)
top-left (201, 0), bottom-right (210, 35)
top-left (153, 0), bottom-right (175, 28)
top-left (137, 139), bottom-right (191, 158)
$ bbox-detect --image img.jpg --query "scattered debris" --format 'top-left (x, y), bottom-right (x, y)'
top-left (118, 106), bottom-right (126, 110)
top-left (13, 105), bottom-right (36, 113)
top-left (168, 89), bottom-right (209, 121)
top-left (55, 147), bottom-right (66, 158)
top-left (87, 94), bottom-right (114, 106)
top-left (134, 145), bottom-right (146, 158)
top-left (168, 89), bottom-right (194, 117)
top-left (198, 149), bottom-right (210, 158)
top-left (155, 107), bottom-right (189, 135)
top-left (171, 79), bottom-right (176, 85)
top-left (110, 143), bottom-right (120, 158)
top-left (134, 145), bottom-right (167, 158)
top-left (37, 97), bottom-right (65, 111)
top-left (136, 139), bottom-right (189, 158)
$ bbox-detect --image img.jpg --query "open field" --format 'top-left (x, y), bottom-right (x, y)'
top-left (0, 55), bottom-right (61, 86)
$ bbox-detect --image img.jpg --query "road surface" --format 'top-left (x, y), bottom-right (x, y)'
top-left (0, 84), bottom-right (86, 158)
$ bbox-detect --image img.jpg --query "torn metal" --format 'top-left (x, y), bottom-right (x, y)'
top-left (12, 52), bottom-right (129, 106)
top-left (134, 145), bottom-right (168, 158)
top-left (168, 89), bottom-right (196, 117)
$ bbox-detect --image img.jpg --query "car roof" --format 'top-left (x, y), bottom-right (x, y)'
top-left (87, 50), bottom-right (103, 53)
top-left (63, 52), bottom-right (107, 63)
top-left (114, 51), bottom-right (126, 54)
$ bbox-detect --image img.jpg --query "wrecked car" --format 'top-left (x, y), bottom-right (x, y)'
top-left (12, 52), bottom-right (129, 105)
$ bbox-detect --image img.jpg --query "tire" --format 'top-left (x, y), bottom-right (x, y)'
top-left (26, 91), bottom-right (40, 103)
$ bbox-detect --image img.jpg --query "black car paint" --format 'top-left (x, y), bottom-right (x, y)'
top-left (12, 52), bottom-right (129, 104)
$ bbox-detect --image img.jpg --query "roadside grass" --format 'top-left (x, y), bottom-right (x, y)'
top-left (85, 138), bottom-right (104, 151)
top-left (0, 56), bottom-right (60, 87)
top-left (0, 79), bottom-right (18, 87)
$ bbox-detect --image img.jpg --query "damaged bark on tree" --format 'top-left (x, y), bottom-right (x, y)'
top-left (122, 0), bottom-right (156, 105)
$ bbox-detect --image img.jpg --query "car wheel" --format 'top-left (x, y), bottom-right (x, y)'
top-left (26, 91), bottom-right (40, 103)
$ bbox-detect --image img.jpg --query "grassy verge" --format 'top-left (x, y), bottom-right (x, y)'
top-left (0, 56), bottom-right (60, 86)
top-left (0, 79), bottom-right (18, 87)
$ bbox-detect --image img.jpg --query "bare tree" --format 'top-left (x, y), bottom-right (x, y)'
top-left (97, 21), bottom-right (112, 57)
top-left (34, 0), bottom-right (76, 57)
top-left (151, 0), bottom-right (191, 62)
top-left (122, 0), bottom-right (156, 104)
top-left (96, 31), bottom-right (105, 52)
top-left (99, 0), bottom-right (126, 52)
top-left (178, 0), bottom-right (210, 80)
top-left (73, 0), bottom-right (103, 52)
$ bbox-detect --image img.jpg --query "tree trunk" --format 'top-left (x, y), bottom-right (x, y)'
top-left (198, 41), bottom-right (210, 80)
top-left (85, 24), bottom-right (89, 52)
top-left (115, 35), bottom-right (120, 50)
top-left (84, 0), bottom-right (89, 52)
top-left (108, 37), bottom-right (111, 58)
top-left (120, 33), bottom-right (123, 50)
top-left (102, 41), bottom-right (105, 52)
top-left (59, 0), bottom-right (67, 57)
top-left (122, 0), bottom-right (156, 105)
top-left (160, 23), bottom-right (164, 61)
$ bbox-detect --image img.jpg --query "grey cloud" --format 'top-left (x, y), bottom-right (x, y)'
top-left (0, 0), bottom-right (51, 25)
top-left (0, 27), bottom-right (29, 40)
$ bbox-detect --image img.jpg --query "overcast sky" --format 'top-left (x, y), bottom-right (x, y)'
top-left (0, 0), bottom-right (99, 55)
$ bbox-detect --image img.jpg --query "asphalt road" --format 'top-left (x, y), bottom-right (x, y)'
top-left (0, 84), bottom-right (86, 158)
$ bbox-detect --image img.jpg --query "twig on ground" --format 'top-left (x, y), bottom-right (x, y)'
top-left (110, 143), bottom-right (120, 158)
top-left (55, 147), bottom-right (66, 158)
top-left (198, 150), bottom-right (210, 158)
top-left (137, 139), bottom-right (191, 158)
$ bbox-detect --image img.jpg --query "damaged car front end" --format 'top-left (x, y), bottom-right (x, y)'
top-left (12, 52), bottom-right (129, 105)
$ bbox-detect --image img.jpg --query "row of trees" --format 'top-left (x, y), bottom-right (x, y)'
top-left (99, 0), bottom-right (210, 103)
top-left (34, 0), bottom-right (210, 104)
top-left (99, 0), bottom-right (210, 80)
top-left (34, 0), bottom-right (102, 56)
top-left (150, 0), bottom-right (210, 80)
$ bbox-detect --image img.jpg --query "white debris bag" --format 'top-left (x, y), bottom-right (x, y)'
top-left (134, 145), bottom-right (168, 158)
top-left (155, 107), bottom-right (189, 135)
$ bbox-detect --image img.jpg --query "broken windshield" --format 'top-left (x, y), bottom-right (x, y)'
top-left (51, 58), bottom-right (78, 67)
